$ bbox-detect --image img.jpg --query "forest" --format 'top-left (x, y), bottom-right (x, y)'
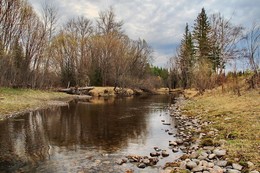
top-left (0, 0), bottom-right (163, 89)
top-left (0, 0), bottom-right (259, 93)
top-left (169, 8), bottom-right (259, 94)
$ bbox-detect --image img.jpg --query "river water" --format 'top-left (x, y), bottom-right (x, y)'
top-left (0, 95), bottom-right (182, 173)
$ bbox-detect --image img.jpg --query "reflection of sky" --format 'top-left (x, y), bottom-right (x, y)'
top-left (123, 107), bottom-right (181, 166)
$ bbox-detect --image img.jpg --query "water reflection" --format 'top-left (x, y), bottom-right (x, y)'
top-left (0, 95), bottom-right (175, 172)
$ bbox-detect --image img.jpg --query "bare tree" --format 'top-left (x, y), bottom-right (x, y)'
top-left (243, 23), bottom-right (260, 88)
top-left (210, 13), bottom-right (244, 74)
top-left (96, 6), bottom-right (124, 36)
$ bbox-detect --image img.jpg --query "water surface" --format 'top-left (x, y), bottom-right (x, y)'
top-left (0, 95), bottom-right (181, 172)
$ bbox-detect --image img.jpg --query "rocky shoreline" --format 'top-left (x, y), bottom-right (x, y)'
top-left (116, 97), bottom-right (259, 173)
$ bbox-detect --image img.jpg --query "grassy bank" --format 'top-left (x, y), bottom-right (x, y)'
top-left (0, 87), bottom-right (72, 119)
top-left (182, 89), bottom-right (260, 169)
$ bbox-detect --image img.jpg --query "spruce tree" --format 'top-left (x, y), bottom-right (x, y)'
top-left (179, 23), bottom-right (195, 88)
top-left (193, 8), bottom-right (212, 63)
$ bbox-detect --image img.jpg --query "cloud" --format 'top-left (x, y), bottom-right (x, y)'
top-left (28, 0), bottom-right (260, 67)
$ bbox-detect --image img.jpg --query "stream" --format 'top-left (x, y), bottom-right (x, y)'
top-left (0, 95), bottom-right (182, 173)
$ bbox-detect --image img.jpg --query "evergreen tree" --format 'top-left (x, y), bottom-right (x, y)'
top-left (179, 23), bottom-right (195, 88)
top-left (193, 8), bottom-right (213, 63)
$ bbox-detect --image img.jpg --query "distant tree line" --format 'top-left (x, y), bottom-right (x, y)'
top-left (0, 0), bottom-right (168, 89)
top-left (169, 8), bottom-right (260, 94)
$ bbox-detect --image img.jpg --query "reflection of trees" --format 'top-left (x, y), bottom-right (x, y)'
top-left (0, 96), bottom-right (169, 172)
top-left (47, 97), bottom-right (150, 152)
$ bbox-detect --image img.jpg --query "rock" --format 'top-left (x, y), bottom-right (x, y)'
top-left (150, 152), bottom-right (160, 157)
top-left (183, 142), bottom-right (190, 147)
top-left (127, 155), bottom-right (141, 162)
top-left (192, 166), bottom-right (204, 172)
top-left (116, 158), bottom-right (127, 165)
top-left (198, 152), bottom-right (208, 160)
top-left (207, 131), bottom-right (215, 136)
top-left (232, 163), bottom-right (243, 171)
top-left (210, 166), bottom-right (224, 173)
top-left (163, 123), bottom-right (171, 125)
top-left (149, 157), bottom-right (159, 165)
top-left (176, 139), bottom-right (184, 144)
top-left (180, 161), bottom-right (187, 169)
top-left (200, 160), bottom-right (209, 167)
top-left (227, 169), bottom-right (241, 173)
top-left (215, 160), bottom-right (228, 167)
top-left (190, 151), bottom-right (199, 159)
top-left (213, 149), bottom-right (226, 157)
top-left (208, 154), bottom-right (216, 159)
top-left (154, 147), bottom-right (161, 152)
top-left (249, 171), bottom-right (259, 173)
top-left (169, 141), bottom-right (178, 146)
top-left (142, 159), bottom-right (150, 165)
top-left (162, 150), bottom-right (169, 157)
top-left (172, 148), bottom-right (179, 153)
top-left (180, 154), bottom-right (190, 160)
top-left (168, 132), bottom-right (174, 135)
top-left (247, 161), bottom-right (254, 169)
top-left (208, 162), bottom-right (214, 168)
top-left (186, 161), bottom-right (197, 169)
top-left (137, 163), bottom-right (146, 169)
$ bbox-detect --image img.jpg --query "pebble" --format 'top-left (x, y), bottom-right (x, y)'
top-left (198, 152), bottom-right (208, 160)
top-left (213, 149), bottom-right (226, 157)
top-left (150, 152), bottom-right (160, 157)
top-left (200, 160), bottom-right (208, 167)
top-left (232, 163), bottom-right (243, 171)
top-left (227, 169), bottom-right (241, 173)
top-left (168, 132), bottom-right (174, 135)
top-left (208, 154), bottom-right (216, 159)
top-left (247, 161), bottom-right (254, 169)
top-left (137, 163), bottom-right (146, 169)
top-left (179, 161), bottom-right (186, 169)
top-left (176, 139), bottom-right (184, 144)
top-left (120, 102), bottom-right (258, 173)
top-left (192, 166), bottom-right (204, 172)
top-left (169, 141), bottom-right (178, 146)
top-left (208, 162), bottom-right (214, 168)
top-left (216, 160), bottom-right (228, 167)
top-left (186, 161), bottom-right (197, 169)
top-left (172, 148), bottom-right (179, 153)
top-left (190, 151), bottom-right (199, 159)
top-left (161, 150), bottom-right (169, 157)
top-left (142, 159), bottom-right (150, 165)
top-left (211, 165), bottom-right (224, 173)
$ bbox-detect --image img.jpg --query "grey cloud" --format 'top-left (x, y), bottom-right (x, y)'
top-left (28, 0), bottom-right (260, 67)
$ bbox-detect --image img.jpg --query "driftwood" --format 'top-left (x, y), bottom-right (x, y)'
top-left (58, 87), bottom-right (94, 95)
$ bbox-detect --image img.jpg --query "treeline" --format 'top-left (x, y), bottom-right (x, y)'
top-left (169, 8), bottom-right (260, 93)
top-left (0, 0), bottom-right (164, 89)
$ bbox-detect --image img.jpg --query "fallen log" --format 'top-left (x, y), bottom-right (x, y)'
top-left (58, 87), bottom-right (94, 95)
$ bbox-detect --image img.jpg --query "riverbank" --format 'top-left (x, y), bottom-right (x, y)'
top-left (163, 89), bottom-right (260, 172)
top-left (0, 87), bottom-right (73, 120)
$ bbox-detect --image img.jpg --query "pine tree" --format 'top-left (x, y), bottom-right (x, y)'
top-left (179, 23), bottom-right (195, 88)
top-left (193, 8), bottom-right (212, 63)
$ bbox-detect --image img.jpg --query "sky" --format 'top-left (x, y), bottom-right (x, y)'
top-left (28, 0), bottom-right (260, 68)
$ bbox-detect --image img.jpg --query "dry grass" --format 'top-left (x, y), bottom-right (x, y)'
top-left (182, 88), bottom-right (260, 169)
top-left (0, 87), bottom-right (72, 119)
top-left (89, 86), bottom-right (135, 97)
